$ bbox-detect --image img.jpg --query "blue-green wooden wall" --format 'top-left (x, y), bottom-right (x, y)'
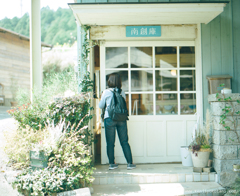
top-left (75, 0), bottom-right (239, 119)
top-left (77, 0), bottom-right (229, 2)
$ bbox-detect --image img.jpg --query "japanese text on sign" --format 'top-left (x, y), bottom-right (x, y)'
top-left (126, 26), bottom-right (161, 37)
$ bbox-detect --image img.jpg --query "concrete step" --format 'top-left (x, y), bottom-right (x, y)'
top-left (93, 164), bottom-right (216, 185)
top-left (92, 182), bottom-right (225, 196)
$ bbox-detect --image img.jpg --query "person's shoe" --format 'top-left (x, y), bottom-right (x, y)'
top-left (127, 163), bottom-right (136, 170)
top-left (109, 164), bottom-right (118, 170)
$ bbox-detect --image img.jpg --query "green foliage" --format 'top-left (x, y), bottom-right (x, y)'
top-left (46, 95), bottom-right (94, 146)
top-left (3, 127), bottom-right (49, 169)
top-left (0, 7), bottom-right (77, 46)
top-left (8, 68), bottom-right (78, 130)
top-left (216, 88), bottom-right (240, 142)
top-left (48, 126), bottom-right (95, 185)
top-left (13, 167), bottom-right (90, 196)
top-left (80, 72), bottom-right (94, 93)
top-left (13, 126), bottom-right (95, 195)
top-left (189, 131), bottom-right (211, 156)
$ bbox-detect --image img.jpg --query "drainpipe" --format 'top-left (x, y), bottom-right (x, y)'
top-left (30, 0), bottom-right (42, 102)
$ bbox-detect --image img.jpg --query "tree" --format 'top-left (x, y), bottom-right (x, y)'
top-left (0, 7), bottom-right (77, 46)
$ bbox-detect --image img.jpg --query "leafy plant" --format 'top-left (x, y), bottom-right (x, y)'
top-left (3, 126), bottom-right (48, 169)
top-left (13, 167), bottom-right (87, 196)
top-left (46, 94), bottom-right (94, 146)
top-left (13, 125), bottom-right (95, 196)
top-left (8, 68), bottom-right (78, 130)
top-left (189, 109), bottom-right (212, 156)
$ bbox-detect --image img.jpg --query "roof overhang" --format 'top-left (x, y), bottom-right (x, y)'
top-left (0, 27), bottom-right (52, 48)
top-left (69, 2), bottom-right (228, 26)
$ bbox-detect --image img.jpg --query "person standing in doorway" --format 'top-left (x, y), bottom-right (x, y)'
top-left (99, 73), bottom-right (136, 170)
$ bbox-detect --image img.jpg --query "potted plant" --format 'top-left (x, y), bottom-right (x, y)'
top-left (189, 129), bottom-right (212, 168)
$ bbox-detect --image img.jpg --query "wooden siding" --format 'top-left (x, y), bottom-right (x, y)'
top-left (201, 0), bottom-right (240, 119)
top-left (0, 31), bottom-right (30, 104)
top-left (232, 0), bottom-right (240, 93)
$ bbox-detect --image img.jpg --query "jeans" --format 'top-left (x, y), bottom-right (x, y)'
top-left (104, 118), bottom-right (133, 164)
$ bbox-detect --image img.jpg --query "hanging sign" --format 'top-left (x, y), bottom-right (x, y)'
top-left (126, 26), bottom-right (161, 37)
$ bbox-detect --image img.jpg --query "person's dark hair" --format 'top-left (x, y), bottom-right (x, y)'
top-left (108, 74), bottom-right (122, 89)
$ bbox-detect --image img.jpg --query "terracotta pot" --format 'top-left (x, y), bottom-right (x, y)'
top-left (10, 101), bottom-right (18, 107)
top-left (191, 151), bottom-right (210, 168)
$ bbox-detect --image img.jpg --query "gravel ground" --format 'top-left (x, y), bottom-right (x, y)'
top-left (0, 106), bottom-right (19, 196)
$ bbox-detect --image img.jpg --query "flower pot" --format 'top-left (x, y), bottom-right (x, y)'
top-left (191, 151), bottom-right (210, 168)
top-left (30, 150), bottom-right (48, 170)
top-left (180, 146), bottom-right (193, 167)
top-left (233, 164), bottom-right (240, 172)
top-left (10, 101), bottom-right (18, 107)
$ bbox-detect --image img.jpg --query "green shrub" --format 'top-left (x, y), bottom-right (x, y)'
top-left (13, 167), bottom-right (87, 196)
top-left (9, 68), bottom-right (78, 130)
top-left (8, 104), bottom-right (46, 130)
top-left (13, 126), bottom-right (95, 196)
top-left (46, 94), bottom-right (93, 145)
top-left (4, 126), bottom-right (48, 169)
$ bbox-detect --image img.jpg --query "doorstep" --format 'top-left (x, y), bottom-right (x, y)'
top-left (92, 182), bottom-right (225, 196)
top-left (92, 164), bottom-right (216, 185)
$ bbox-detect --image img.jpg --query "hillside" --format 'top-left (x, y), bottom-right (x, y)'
top-left (0, 7), bottom-right (77, 46)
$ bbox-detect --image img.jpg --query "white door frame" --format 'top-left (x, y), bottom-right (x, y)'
top-left (99, 38), bottom-right (203, 164)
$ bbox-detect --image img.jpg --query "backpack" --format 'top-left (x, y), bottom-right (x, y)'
top-left (107, 88), bottom-right (129, 122)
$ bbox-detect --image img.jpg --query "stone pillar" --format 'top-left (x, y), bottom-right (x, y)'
top-left (209, 93), bottom-right (240, 186)
top-left (30, 0), bottom-right (42, 101)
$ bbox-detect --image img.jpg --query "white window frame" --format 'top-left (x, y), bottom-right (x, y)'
top-left (100, 40), bottom-right (202, 118)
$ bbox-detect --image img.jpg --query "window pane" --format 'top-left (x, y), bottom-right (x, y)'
top-left (180, 93), bottom-right (196, 115)
top-left (131, 70), bottom-right (153, 92)
top-left (180, 70), bottom-right (196, 91)
top-left (130, 47), bottom-right (152, 68)
top-left (155, 47), bottom-right (177, 68)
top-left (156, 94), bottom-right (178, 115)
top-left (106, 47), bottom-right (128, 68)
top-left (105, 70), bottom-right (129, 92)
top-left (155, 70), bottom-right (177, 91)
top-left (180, 47), bottom-right (195, 68)
top-left (131, 94), bottom-right (153, 115)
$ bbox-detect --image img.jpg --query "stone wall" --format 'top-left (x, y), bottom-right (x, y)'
top-left (209, 93), bottom-right (240, 186)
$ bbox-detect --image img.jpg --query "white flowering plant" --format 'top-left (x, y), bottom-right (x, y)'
top-left (31, 120), bottom-right (66, 156)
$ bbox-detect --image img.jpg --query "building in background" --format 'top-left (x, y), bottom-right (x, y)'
top-left (0, 27), bottom-right (51, 106)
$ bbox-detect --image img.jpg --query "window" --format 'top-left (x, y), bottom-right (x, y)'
top-left (105, 46), bottom-right (196, 115)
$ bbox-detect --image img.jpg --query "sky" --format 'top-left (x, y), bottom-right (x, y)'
top-left (0, 0), bottom-right (75, 20)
